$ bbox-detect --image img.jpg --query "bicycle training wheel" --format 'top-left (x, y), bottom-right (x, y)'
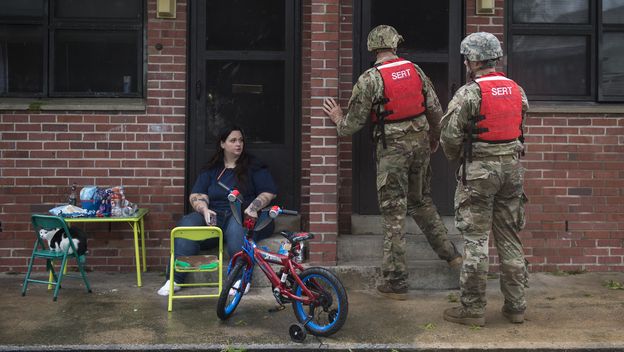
top-left (216, 261), bottom-right (247, 320)
top-left (292, 267), bottom-right (348, 337)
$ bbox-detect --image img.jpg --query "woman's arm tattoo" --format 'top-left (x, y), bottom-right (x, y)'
top-left (248, 192), bottom-right (276, 212)
top-left (190, 193), bottom-right (209, 212)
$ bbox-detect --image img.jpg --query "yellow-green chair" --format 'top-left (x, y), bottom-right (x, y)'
top-left (22, 215), bottom-right (91, 301)
top-left (168, 226), bottom-right (223, 311)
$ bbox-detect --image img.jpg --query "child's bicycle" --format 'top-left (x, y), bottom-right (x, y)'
top-left (215, 182), bottom-right (348, 342)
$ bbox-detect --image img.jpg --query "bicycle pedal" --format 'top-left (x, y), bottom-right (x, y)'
top-left (268, 305), bottom-right (286, 313)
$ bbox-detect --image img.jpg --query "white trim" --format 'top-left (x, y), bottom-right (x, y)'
top-left (475, 76), bottom-right (511, 83)
top-left (377, 60), bottom-right (411, 70)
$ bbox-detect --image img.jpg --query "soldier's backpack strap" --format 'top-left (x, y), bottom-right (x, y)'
top-left (372, 97), bottom-right (390, 149)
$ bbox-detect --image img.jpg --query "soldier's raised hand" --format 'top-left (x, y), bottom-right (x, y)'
top-left (322, 97), bottom-right (344, 125)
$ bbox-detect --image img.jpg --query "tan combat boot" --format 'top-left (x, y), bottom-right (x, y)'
top-left (447, 242), bottom-right (463, 268)
top-left (443, 306), bottom-right (485, 326)
top-left (502, 306), bottom-right (525, 324)
top-left (376, 281), bottom-right (408, 300)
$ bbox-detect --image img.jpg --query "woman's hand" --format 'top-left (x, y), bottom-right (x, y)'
top-left (203, 208), bottom-right (218, 226)
top-left (189, 193), bottom-right (216, 225)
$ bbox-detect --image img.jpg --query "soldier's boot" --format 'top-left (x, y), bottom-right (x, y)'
top-left (376, 280), bottom-right (408, 301)
top-left (446, 242), bottom-right (463, 268)
top-left (443, 306), bottom-right (485, 327)
top-left (502, 306), bottom-right (525, 324)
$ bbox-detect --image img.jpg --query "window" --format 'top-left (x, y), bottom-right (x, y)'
top-left (507, 0), bottom-right (624, 102)
top-left (0, 0), bottom-right (143, 97)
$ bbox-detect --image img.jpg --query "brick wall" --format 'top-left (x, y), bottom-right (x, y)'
top-left (337, 1), bottom-right (354, 235)
top-left (2, 0), bottom-right (622, 274)
top-left (302, 0), bottom-right (344, 265)
top-left (467, 0), bottom-right (624, 272)
top-left (0, 0), bottom-right (187, 273)
top-left (522, 114), bottom-right (624, 271)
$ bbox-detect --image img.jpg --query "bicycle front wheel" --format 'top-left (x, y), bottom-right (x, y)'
top-left (216, 261), bottom-right (247, 320)
top-left (292, 267), bottom-right (348, 337)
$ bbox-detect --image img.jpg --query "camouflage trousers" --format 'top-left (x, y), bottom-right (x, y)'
top-left (455, 154), bottom-right (529, 314)
top-left (376, 130), bottom-right (457, 283)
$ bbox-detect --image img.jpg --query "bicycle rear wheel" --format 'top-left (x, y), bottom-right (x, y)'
top-left (216, 261), bottom-right (247, 320)
top-left (292, 267), bottom-right (348, 337)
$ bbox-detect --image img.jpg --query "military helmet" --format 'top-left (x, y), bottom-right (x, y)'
top-left (460, 32), bottom-right (503, 61)
top-left (367, 25), bottom-right (404, 52)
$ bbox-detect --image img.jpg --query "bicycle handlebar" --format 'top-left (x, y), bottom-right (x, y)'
top-left (268, 206), bottom-right (298, 218)
top-left (281, 209), bottom-right (298, 215)
top-left (218, 181), bottom-right (298, 223)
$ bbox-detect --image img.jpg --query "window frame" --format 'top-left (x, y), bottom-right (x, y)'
top-left (598, 0), bottom-right (624, 101)
top-left (506, 0), bottom-right (623, 103)
top-left (0, 0), bottom-right (144, 98)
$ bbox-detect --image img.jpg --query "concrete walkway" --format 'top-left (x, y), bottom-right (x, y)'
top-left (1, 270), bottom-right (623, 351)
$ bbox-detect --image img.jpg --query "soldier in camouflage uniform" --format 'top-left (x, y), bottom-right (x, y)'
top-left (322, 25), bottom-right (462, 301)
top-left (441, 32), bottom-right (529, 326)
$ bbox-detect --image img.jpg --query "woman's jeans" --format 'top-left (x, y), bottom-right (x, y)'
top-left (167, 210), bottom-right (274, 284)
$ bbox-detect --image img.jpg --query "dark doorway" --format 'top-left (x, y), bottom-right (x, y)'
top-left (353, 0), bottom-right (463, 215)
top-left (188, 0), bottom-right (300, 210)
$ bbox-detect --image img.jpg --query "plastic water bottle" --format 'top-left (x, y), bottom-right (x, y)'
top-left (68, 183), bottom-right (77, 206)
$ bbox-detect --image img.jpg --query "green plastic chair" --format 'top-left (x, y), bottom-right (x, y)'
top-left (168, 226), bottom-right (223, 311)
top-left (22, 215), bottom-right (91, 301)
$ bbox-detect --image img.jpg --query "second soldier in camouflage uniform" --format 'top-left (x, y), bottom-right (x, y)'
top-left (323, 25), bottom-right (462, 300)
top-left (441, 32), bottom-right (529, 326)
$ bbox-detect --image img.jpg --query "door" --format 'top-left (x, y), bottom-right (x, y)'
top-left (188, 0), bottom-right (300, 210)
top-left (353, 0), bottom-right (463, 215)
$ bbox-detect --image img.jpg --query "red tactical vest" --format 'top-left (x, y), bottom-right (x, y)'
top-left (371, 58), bottom-right (426, 124)
top-left (474, 72), bottom-right (523, 142)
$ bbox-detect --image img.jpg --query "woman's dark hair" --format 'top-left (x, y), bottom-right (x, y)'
top-left (204, 125), bottom-right (251, 189)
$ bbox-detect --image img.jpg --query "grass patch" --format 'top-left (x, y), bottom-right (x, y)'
top-left (447, 293), bottom-right (459, 303)
top-left (234, 319), bottom-right (248, 326)
top-left (28, 101), bottom-right (43, 111)
top-left (603, 280), bottom-right (624, 290)
top-left (469, 324), bottom-right (482, 331)
top-left (422, 322), bottom-right (436, 330)
top-left (221, 341), bottom-right (245, 352)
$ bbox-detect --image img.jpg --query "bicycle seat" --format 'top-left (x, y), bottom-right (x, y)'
top-left (280, 231), bottom-right (314, 243)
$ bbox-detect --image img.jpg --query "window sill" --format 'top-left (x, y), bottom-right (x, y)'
top-left (0, 98), bottom-right (146, 112)
top-left (530, 102), bottom-right (624, 114)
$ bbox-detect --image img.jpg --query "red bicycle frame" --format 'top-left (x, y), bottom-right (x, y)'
top-left (228, 215), bottom-right (318, 305)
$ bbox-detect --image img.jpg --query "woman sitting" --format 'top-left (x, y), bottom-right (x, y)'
top-left (158, 125), bottom-right (277, 296)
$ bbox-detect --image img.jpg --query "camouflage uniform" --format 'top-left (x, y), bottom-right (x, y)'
top-left (337, 27), bottom-right (459, 287)
top-left (441, 32), bottom-right (529, 316)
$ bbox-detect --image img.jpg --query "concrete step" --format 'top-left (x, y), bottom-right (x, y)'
top-left (337, 233), bottom-right (464, 263)
top-left (273, 214), bottom-right (301, 233)
top-left (331, 261), bottom-right (460, 290)
top-left (350, 214), bottom-right (459, 235)
top-left (341, 215), bottom-right (462, 290)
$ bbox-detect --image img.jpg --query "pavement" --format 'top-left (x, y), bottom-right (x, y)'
top-left (1, 270), bottom-right (624, 351)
